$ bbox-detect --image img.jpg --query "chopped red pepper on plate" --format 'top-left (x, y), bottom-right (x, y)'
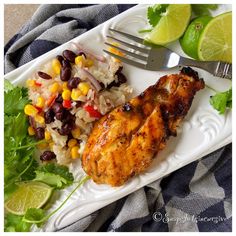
top-left (63, 100), bottom-right (72, 109)
top-left (84, 105), bottom-right (102, 118)
top-left (34, 81), bottom-right (42, 87)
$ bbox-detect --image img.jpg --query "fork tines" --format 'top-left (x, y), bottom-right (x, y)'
top-left (103, 28), bottom-right (150, 69)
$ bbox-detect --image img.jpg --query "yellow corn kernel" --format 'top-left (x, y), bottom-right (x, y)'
top-left (68, 139), bottom-right (77, 148)
top-left (71, 146), bottom-right (80, 159)
top-left (34, 114), bottom-right (45, 124)
top-left (71, 88), bottom-right (82, 101)
top-left (62, 89), bottom-right (71, 100)
top-left (75, 55), bottom-right (85, 67)
top-left (49, 142), bottom-right (54, 150)
top-left (62, 82), bottom-right (68, 90)
top-left (28, 126), bottom-right (35, 136)
top-left (37, 141), bottom-right (48, 150)
top-left (44, 130), bottom-right (51, 141)
top-left (26, 79), bottom-right (35, 87)
top-left (85, 59), bottom-right (94, 67)
top-left (71, 127), bottom-right (81, 139)
top-left (50, 82), bottom-right (61, 93)
top-left (24, 104), bottom-right (38, 117)
top-left (36, 96), bottom-right (45, 108)
top-left (52, 58), bottom-right (61, 75)
top-left (78, 82), bottom-right (90, 96)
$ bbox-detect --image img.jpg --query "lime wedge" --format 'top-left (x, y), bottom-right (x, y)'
top-left (146, 4), bottom-right (191, 45)
top-left (198, 12), bottom-right (232, 63)
top-left (5, 181), bottom-right (52, 215)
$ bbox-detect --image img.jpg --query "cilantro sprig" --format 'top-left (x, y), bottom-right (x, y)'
top-left (4, 81), bottom-right (38, 198)
top-left (34, 163), bottom-right (74, 189)
top-left (210, 87), bottom-right (232, 114)
top-left (4, 80), bottom-right (79, 232)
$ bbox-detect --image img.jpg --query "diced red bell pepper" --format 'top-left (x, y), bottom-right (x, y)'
top-left (35, 106), bottom-right (42, 113)
top-left (84, 105), bottom-right (102, 118)
top-left (63, 100), bottom-right (72, 109)
top-left (34, 81), bottom-right (42, 86)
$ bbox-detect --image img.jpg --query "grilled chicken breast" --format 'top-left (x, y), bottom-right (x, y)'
top-left (82, 67), bottom-right (205, 186)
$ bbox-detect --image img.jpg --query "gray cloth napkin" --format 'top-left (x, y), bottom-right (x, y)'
top-left (4, 4), bottom-right (232, 232)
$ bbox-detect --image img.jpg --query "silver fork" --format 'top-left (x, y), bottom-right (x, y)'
top-left (104, 28), bottom-right (232, 80)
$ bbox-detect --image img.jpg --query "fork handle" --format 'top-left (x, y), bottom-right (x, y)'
top-left (179, 57), bottom-right (232, 80)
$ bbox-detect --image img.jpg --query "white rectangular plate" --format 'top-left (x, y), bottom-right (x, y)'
top-left (4, 4), bottom-right (232, 231)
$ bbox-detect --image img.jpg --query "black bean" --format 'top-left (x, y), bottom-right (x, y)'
top-left (60, 67), bottom-right (71, 81)
top-left (62, 110), bottom-right (75, 124)
top-left (75, 101), bottom-right (82, 108)
top-left (58, 123), bottom-right (74, 135)
top-left (99, 82), bottom-right (105, 89)
top-left (107, 72), bottom-right (127, 89)
top-left (117, 72), bottom-right (127, 84)
top-left (67, 77), bottom-right (81, 90)
top-left (122, 103), bottom-right (132, 112)
top-left (40, 151), bottom-right (56, 161)
top-left (35, 127), bottom-right (45, 140)
top-left (115, 65), bottom-right (123, 74)
top-left (55, 111), bottom-right (64, 121)
top-left (52, 102), bottom-right (64, 114)
top-left (56, 55), bottom-right (64, 65)
top-left (55, 94), bottom-right (63, 103)
top-left (63, 50), bottom-right (77, 63)
top-left (107, 81), bottom-right (118, 89)
top-left (44, 109), bottom-right (55, 124)
top-left (77, 51), bottom-right (87, 58)
top-left (62, 59), bottom-right (72, 69)
top-left (38, 71), bottom-right (52, 80)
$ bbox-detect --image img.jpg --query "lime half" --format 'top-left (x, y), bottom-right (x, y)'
top-left (198, 12), bottom-right (232, 63)
top-left (180, 15), bottom-right (213, 59)
top-left (5, 181), bottom-right (52, 215)
top-left (146, 4), bottom-right (192, 45)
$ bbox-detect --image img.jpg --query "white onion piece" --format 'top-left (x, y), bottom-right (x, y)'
top-left (80, 68), bottom-right (102, 92)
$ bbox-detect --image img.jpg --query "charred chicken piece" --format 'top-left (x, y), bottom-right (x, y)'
top-left (82, 67), bottom-right (205, 186)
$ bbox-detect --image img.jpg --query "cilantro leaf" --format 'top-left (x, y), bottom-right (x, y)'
top-left (210, 88), bottom-right (232, 114)
top-left (5, 213), bottom-right (32, 232)
top-left (4, 83), bottom-right (38, 191)
top-left (4, 86), bottom-right (30, 116)
top-left (192, 4), bottom-right (218, 16)
top-left (23, 208), bottom-right (45, 227)
top-left (4, 79), bottom-right (14, 92)
top-left (34, 163), bottom-right (74, 189)
top-left (147, 4), bottom-right (169, 27)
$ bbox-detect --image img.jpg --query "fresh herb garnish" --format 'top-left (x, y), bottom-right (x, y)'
top-left (4, 80), bottom-right (80, 232)
top-left (34, 163), bottom-right (74, 189)
top-left (210, 87), bottom-right (232, 114)
top-left (139, 4), bottom-right (169, 33)
top-left (4, 213), bottom-right (32, 232)
top-left (4, 80), bottom-right (38, 199)
top-left (147, 4), bottom-right (169, 27)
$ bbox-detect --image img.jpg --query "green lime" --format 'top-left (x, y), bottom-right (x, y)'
top-left (5, 181), bottom-right (53, 215)
top-left (146, 4), bottom-right (192, 45)
top-left (198, 12), bottom-right (232, 63)
top-left (180, 15), bottom-right (213, 59)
